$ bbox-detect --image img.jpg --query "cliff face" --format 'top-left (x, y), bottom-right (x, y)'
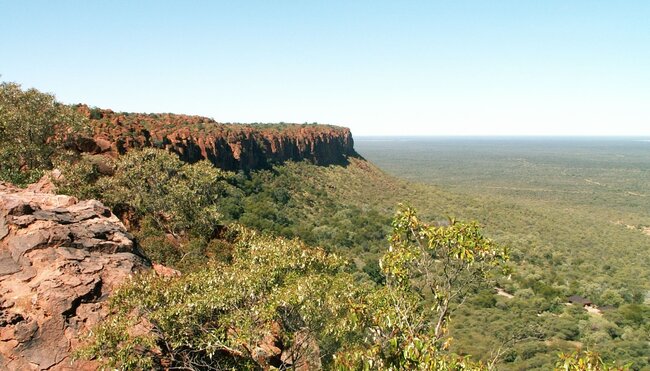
top-left (76, 106), bottom-right (358, 171)
top-left (0, 178), bottom-right (149, 370)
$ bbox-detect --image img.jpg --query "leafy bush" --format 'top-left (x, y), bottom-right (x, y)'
top-left (56, 148), bottom-right (239, 269)
top-left (54, 155), bottom-right (107, 200)
top-left (97, 148), bottom-right (234, 237)
top-left (556, 350), bottom-right (630, 370)
top-left (78, 226), bottom-right (367, 369)
top-left (362, 259), bottom-right (385, 285)
top-left (0, 82), bottom-right (88, 185)
top-left (80, 208), bottom-right (508, 370)
top-left (334, 206), bottom-right (508, 369)
top-left (133, 215), bottom-right (183, 266)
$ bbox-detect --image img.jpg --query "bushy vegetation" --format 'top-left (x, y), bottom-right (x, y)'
top-left (557, 351), bottom-right (631, 371)
top-left (77, 226), bottom-right (364, 369)
top-left (0, 81), bottom-right (88, 185)
top-left (55, 148), bottom-right (649, 369)
top-left (353, 138), bottom-right (650, 369)
top-left (99, 149), bottom-right (232, 236)
top-left (225, 164), bottom-right (391, 254)
top-left (57, 149), bottom-right (236, 269)
top-left (56, 150), bottom-right (390, 271)
top-left (4, 83), bottom-right (644, 369)
top-left (334, 207), bottom-right (508, 370)
top-left (79, 209), bottom-right (509, 370)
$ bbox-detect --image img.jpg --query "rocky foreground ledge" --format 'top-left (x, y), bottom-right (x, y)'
top-left (0, 178), bottom-right (149, 370)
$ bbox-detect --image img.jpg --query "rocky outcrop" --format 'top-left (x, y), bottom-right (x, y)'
top-left (75, 106), bottom-right (358, 171)
top-left (250, 323), bottom-right (321, 371)
top-left (0, 180), bottom-right (149, 370)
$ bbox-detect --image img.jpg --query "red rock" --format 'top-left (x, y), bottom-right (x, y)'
top-left (0, 178), bottom-right (149, 370)
top-left (93, 137), bottom-right (112, 153)
top-left (152, 263), bottom-right (181, 278)
top-left (75, 105), bottom-right (359, 171)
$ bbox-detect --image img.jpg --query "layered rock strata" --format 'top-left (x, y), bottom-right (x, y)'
top-left (76, 106), bottom-right (358, 171)
top-left (0, 180), bottom-right (148, 370)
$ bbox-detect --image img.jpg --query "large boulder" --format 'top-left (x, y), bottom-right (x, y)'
top-left (0, 179), bottom-right (149, 370)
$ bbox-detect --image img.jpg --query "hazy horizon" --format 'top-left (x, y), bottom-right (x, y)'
top-left (355, 135), bottom-right (650, 139)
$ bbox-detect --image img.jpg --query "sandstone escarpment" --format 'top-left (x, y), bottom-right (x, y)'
top-left (76, 106), bottom-right (358, 171)
top-left (0, 179), bottom-right (149, 370)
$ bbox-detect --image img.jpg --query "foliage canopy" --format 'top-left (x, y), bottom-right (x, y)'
top-left (80, 208), bottom-right (508, 370)
top-left (0, 81), bottom-right (88, 185)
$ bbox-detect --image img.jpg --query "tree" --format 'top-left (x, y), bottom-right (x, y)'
top-left (556, 350), bottom-right (630, 371)
top-left (0, 82), bottom-right (88, 185)
top-left (334, 205), bottom-right (509, 369)
top-left (600, 289), bottom-right (624, 307)
top-left (78, 226), bottom-right (368, 370)
top-left (79, 206), bottom-right (509, 370)
top-left (383, 206), bottom-right (509, 342)
top-left (97, 148), bottom-right (233, 236)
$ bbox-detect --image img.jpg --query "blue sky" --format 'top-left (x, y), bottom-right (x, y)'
top-left (2, 1), bottom-right (649, 136)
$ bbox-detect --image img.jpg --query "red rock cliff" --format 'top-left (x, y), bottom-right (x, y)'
top-left (76, 106), bottom-right (358, 171)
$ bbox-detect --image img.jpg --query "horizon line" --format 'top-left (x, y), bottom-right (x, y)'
top-left (354, 134), bottom-right (650, 138)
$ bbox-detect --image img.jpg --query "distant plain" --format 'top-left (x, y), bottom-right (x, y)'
top-left (356, 136), bottom-right (650, 297)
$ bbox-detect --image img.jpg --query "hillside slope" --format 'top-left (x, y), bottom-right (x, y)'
top-left (224, 158), bottom-right (649, 369)
top-left (3, 81), bottom-right (645, 369)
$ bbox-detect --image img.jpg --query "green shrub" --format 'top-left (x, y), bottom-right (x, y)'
top-left (79, 226), bottom-right (366, 369)
top-left (97, 148), bottom-right (234, 237)
top-left (133, 216), bottom-right (183, 266)
top-left (0, 82), bottom-right (89, 185)
top-left (54, 155), bottom-right (107, 200)
top-left (362, 259), bottom-right (385, 285)
top-left (556, 350), bottom-right (630, 370)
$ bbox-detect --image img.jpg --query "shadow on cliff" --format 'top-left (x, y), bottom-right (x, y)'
top-left (75, 106), bottom-right (365, 173)
top-left (166, 135), bottom-right (364, 173)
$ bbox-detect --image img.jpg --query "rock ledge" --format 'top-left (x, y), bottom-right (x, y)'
top-left (0, 180), bottom-right (148, 370)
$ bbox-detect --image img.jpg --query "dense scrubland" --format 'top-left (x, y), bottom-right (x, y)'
top-left (356, 137), bottom-right (650, 368)
top-left (1, 81), bottom-right (647, 370)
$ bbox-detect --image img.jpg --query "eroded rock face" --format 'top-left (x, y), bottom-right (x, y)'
top-left (75, 105), bottom-right (358, 171)
top-left (0, 181), bottom-right (149, 370)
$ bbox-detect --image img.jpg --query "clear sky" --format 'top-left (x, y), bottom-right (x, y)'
top-left (2, 1), bottom-right (649, 136)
